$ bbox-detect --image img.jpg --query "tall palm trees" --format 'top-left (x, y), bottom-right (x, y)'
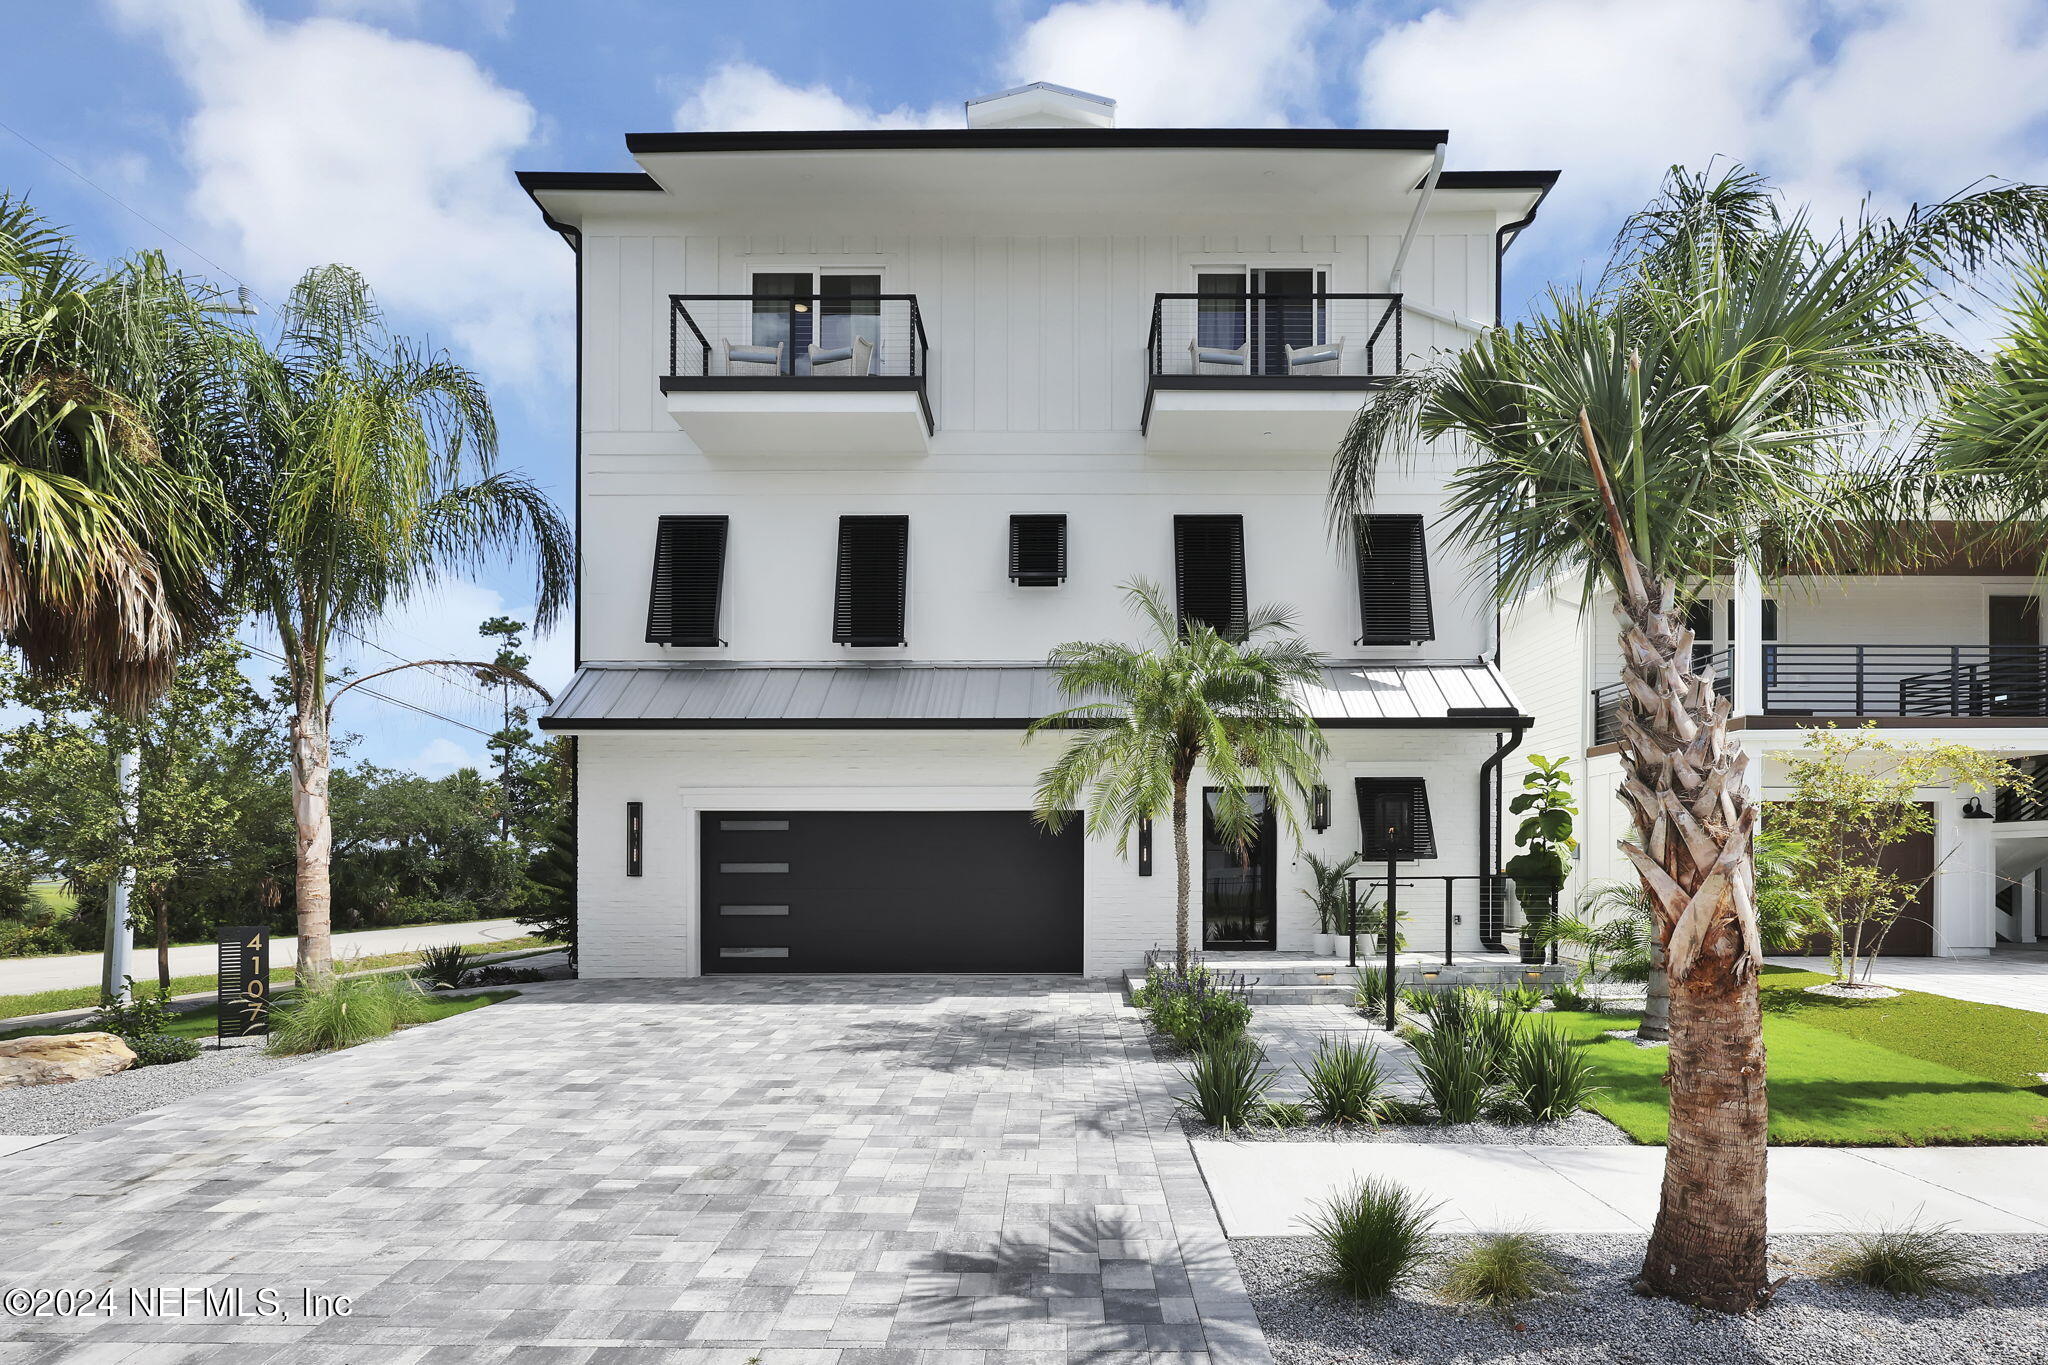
top-left (1027, 579), bottom-right (1327, 971)
top-left (1329, 166), bottom-right (2045, 1311)
top-left (200, 266), bottom-right (572, 979)
top-left (0, 195), bottom-right (223, 714)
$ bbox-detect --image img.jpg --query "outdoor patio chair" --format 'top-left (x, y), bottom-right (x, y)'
top-left (1189, 339), bottom-right (1250, 374)
top-left (808, 335), bottom-right (874, 377)
top-left (721, 338), bottom-right (784, 376)
top-left (1285, 337), bottom-right (1345, 376)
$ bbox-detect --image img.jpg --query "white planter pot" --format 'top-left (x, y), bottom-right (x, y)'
top-left (1313, 933), bottom-right (1338, 957)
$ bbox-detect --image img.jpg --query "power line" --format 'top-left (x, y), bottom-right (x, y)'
top-left (239, 641), bottom-right (506, 745)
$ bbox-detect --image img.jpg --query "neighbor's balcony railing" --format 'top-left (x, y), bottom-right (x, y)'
top-left (1591, 648), bottom-right (1733, 746)
top-left (666, 293), bottom-right (929, 379)
top-left (1998, 756), bottom-right (2048, 823)
top-left (1146, 292), bottom-right (1403, 378)
top-left (1591, 644), bottom-right (2048, 745)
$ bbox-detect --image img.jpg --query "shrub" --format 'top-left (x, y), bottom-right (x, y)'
top-left (125, 1033), bottom-right (202, 1067)
top-left (1497, 1019), bottom-right (1600, 1122)
top-left (1458, 1002), bottom-right (1521, 1083)
top-left (1300, 1037), bottom-right (1394, 1126)
top-left (1410, 1026), bottom-right (1497, 1124)
top-left (1500, 983), bottom-right (1543, 1013)
top-left (416, 943), bottom-right (473, 990)
top-left (469, 964), bottom-right (544, 985)
top-left (267, 970), bottom-right (433, 1055)
top-left (1175, 1035), bottom-right (1278, 1132)
top-left (1820, 1220), bottom-right (1984, 1297)
top-left (1261, 1100), bottom-right (1309, 1129)
top-left (1134, 960), bottom-right (1253, 1049)
top-left (1352, 966), bottom-right (1391, 1015)
top-left (1440, 1230), bottom-right (1571, 1309)
top-left (1548, 980), bottom-right (1596, 1013)
top-left (1399, 986), bottom-right (1439, 1020)
top-left (388, 897), bottom-right (478, 926)
top-left (88, 982), bottom-right (180, 1038)
top-left (1304, 1177), bottom-right (1440, 1301)
top-left (0, 919), bottom-right (71, 958)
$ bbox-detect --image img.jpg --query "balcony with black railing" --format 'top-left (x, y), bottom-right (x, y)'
top-left (1591, 644), bottom-right (2048, 747)
top-left (660, 292), bottom-right (932, 453)
top-left (1142, 291), bottom-right (1404, 452)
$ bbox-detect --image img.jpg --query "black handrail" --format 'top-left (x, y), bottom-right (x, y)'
top-left (1592, 647), bottom-right (1732, 746)
top-left (1147, 291), bottom-right (1404, 378)
top-left (666, 293), bottom-right (928, 380)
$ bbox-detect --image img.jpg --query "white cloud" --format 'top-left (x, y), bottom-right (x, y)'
top-left (1004, 0), bottom-right (1333, 127)
top-left (107, 0), bottom-right (563, 387)
top-left (1357, 0), bottom-right (2048, 238)
top-left (674, 62), bottom-right (955, 131)
top-left (407, 736), bottom-right (484, 778)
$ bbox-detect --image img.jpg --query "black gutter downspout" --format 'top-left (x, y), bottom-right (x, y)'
top-left (1492, 201), bottom-right (1541, 329)
top-left (1477, 720), bottom-right (1530, 950)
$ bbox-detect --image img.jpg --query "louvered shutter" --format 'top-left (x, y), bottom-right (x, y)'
top-left (833, 515), bottom-right (909, 646)
top-left (1355, 514), bottom-right (1434, 645)
top-left (1009, 514), bottom-right (1067, 586)
top-left (1174, 515), bottom-right (1247, 638)
top-left (645, 515), bottom-right (729, 647)
top-left (1354, 777), bottom-right (1437, 860)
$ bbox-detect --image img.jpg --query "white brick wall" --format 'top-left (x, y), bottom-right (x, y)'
top-left (573, 726), bottom-right (1500, 979)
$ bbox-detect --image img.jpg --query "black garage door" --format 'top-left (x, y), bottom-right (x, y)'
top-left (700, 810), bottom-right (1083, 973)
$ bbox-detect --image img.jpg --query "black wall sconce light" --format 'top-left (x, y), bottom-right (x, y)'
top-left (1138, 817), bottom-right (1153, 876)
top-left (1310, 785), bottom-right (1331, 832)
top-left (1962, 797), bottom-right (1995, 820)
top-left (627, 801), bottom-right (644, 876)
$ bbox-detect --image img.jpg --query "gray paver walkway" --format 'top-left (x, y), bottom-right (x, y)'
top-left (1770, 951), bottom-right (2048, 1015)
top-left (0, 976), bottom-right (1271, 1364)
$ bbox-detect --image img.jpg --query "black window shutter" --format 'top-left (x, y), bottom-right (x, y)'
top-left (1354, 777), bottom-right (1437, 860)
top-left (645, 515), bottom-right (729, 647)
top-left (1355, 514), bottom-right (1433, 645)
top-left (1173, 515), bottom-right (1247, 638)
top-left (833, 515), bottom-right (909, 646)
top-left (1009, 514), bottom-right (1067, 586)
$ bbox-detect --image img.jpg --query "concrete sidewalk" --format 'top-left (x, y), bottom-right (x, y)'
top-left (0, 917), bottom-right (531, 995)
top-left (1196, 1140), bottom-right (2048, 1236)
top-left (1770, 953), bottom-right (2048, 1015)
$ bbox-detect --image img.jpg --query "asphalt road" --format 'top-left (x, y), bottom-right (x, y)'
top-left (0, 918), bottom-right (533, 996)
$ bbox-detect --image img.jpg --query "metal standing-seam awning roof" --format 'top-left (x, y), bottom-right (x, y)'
top-left (539, 661), bottom-right (1529, 730)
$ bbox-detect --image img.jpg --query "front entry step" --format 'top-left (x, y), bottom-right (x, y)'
top-left (1122, 959), bottom-right (1576, 1005)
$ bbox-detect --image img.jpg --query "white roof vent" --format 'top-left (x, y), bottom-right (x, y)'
top-left (965, 83), bottom-right (1116, 130)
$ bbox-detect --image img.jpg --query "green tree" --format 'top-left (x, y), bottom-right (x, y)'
top-left (1926, 264), bottom-right (2048, 530)
top-left (1776, 726), bottom-right (2023, 984)
top-left (0, 195), bottom-right (225, 714)
top-left (1026, 578), bottom-right (1327, 972)
top-left (1327, 164), bottom-right (2048, 1310)
top-left (198, 266), bottom-right (570, 979)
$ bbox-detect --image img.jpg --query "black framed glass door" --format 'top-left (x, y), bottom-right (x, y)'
top-left (1202, 789), bottom-right (1276, 949)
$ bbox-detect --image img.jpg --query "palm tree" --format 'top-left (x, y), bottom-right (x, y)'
top-left (0, 195), bottom-right (223, 712)
top-left (1329, 165), bottom-right (2047, 1311)
top-left (1027, 578), bottom-right (1327, 972)
top-left (200, 266), bottom-right (571, 980)
top-left (1926, 264), bottom-right (2048, 529)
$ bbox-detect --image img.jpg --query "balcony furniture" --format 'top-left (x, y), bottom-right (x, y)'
top-left (1189, 339), bottom-right (1250, 374)
top-left (1286, 337), bottom-right (1345, 376)
top-left (809, 336), bottom-right (874, 377)
top-left (722, 338), bottom-right (783, 376)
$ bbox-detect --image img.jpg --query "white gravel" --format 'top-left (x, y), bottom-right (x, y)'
top-left (0, 1036), bottom-right (308, 1136)
top-left (1234, 1233), bottom-right (2048, 1364)
top-left (1181, 1109), bottom-right (1635, 1146)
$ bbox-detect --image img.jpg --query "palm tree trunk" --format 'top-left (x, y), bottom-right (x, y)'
top-left (290, 670), bottom-right (335, 981)
top-left (1613, 587), bottom-right (1769, 1311)
top-left (1639, 940), bottom-right (1671, 1041)
top-left (154, 887), bottom-right (171, 995)
top-left (1172, 776), bottom-right (1192, 974)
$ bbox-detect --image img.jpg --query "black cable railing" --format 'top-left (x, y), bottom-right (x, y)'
top-left (1147, 292), bottom-right (1403, 378)
top-left (667, 293), bottom-right (928, 379)
top-left (1591, 648), bottom-right (1732, 746)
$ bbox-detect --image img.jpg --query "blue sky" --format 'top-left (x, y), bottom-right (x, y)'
top-left (8, 0), bottom-right (2047, 773)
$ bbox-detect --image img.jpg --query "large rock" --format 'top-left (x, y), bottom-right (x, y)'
top-left (0, 1032), bottom-right (137, 1089)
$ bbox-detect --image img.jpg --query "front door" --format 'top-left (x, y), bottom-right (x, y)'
top-left (1202, 789), bottom-right (1276, 949)
top-left (1989, 595), bottom-right (2043, 715)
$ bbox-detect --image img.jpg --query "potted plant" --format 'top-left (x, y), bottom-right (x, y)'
top-left (1301, 851), bottom-right (1362, 956)
top-left (1504, 754), bottom-right (1577, 966)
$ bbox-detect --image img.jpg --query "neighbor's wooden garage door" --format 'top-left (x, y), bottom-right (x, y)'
top-left (699, 810), bottom-right (1083, 973)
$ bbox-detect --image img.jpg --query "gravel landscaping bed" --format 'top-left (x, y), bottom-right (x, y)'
top-left (0, 1036), bottom-right (308, 1136)
top-left (1179, 1108), bottom-right (1636, 1145)
top-left (1235, 1232), bottom-right (2048, 1365)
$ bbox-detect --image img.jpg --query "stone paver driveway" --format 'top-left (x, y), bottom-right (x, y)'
top-left (0, 977), bottom-right (1270, 1364)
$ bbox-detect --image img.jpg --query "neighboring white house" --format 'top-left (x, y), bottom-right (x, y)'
top-left (521, 85), bottom-right (1557, 979)
top-left (1503, 543), bottom-right (2048, 959)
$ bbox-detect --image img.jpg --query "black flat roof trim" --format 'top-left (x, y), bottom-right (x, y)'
top-left (540, 714), bottom-right (1534, 732)
top-left (517, 170), bottom-right (664, 192)
top-left (624, 128), bottom-right (1451, 155)
top-left (1433, 170), bottom-right (1561, 190)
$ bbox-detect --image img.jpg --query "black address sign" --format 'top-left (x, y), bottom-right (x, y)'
top-left (217, 926), bottom-right (270, 1038)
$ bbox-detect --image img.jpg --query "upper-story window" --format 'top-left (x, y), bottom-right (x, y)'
top-left (1008, 515), bottom-right (1068, 587)
top-left (748, 271), bottom-right (882, 376)
top-left (1174, 514), bottom-right (1247, 639)
top-left (833, 515), bottom-right (910, 647)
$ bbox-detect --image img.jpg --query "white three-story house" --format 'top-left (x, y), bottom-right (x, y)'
top-left (520, 85), bottom-right (1558, 979)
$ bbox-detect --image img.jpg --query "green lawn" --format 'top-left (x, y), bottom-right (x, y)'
top-left (0, 936), bottom-right (556, 1025)
top-left (1, 989), bottom-right (517, 1043)
top-left (1555, 966), bottom-right (2048, 1146)
top-left (28, 881), bottom-right (76, 914)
